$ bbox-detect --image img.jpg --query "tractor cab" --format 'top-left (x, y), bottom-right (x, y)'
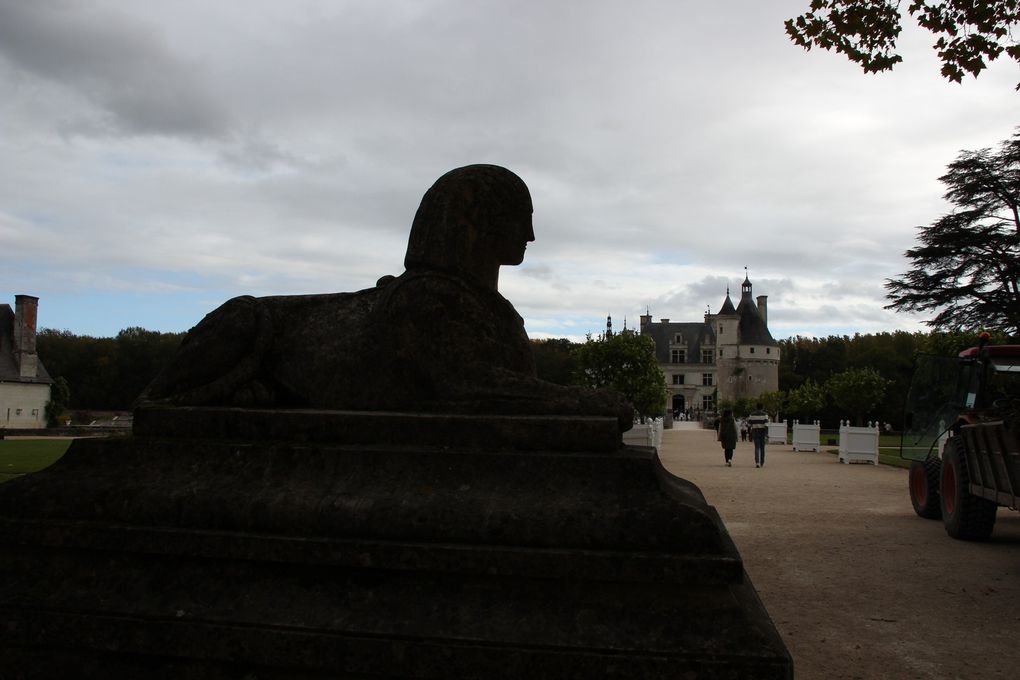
top-left (902, 336), bottom-right (1020, 540)
top-left (901, 340), bottom-right (1020, 463)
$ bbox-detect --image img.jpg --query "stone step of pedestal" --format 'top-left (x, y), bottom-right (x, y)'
top-left (0, 436), bottom-right (727, 557)
top-left (1, 542), bottom-right (791, 679)
top-left (133, 406), bottom-right (623, 452)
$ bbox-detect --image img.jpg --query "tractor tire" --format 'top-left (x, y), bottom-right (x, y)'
top-left (940, 437), bottom-right (997, 541)
top-left (909, 458), bottom-right (942, 519)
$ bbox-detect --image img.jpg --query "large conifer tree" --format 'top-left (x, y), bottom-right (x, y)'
top-left (885, 131), bottom-right (1020, 337)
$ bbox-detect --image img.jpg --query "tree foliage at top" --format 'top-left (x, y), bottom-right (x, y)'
top-left (785, 379), bottom-right (827, 421)
top-left (885, 130), bottom-right (1020, 337)
top-left (36, 327), bottom-right (184, 410)
top-left (787, 1), bottom-right (1020, 88)
top-left (826, 367), bottom-right (891, 425)
top-left (529, 338), bottom-right (578, 386)
top-left (572, 331), bottom-right (667, 419)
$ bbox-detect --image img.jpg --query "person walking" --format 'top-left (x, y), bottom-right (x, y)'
top-left (748, 403), bottom-right (769, 468)
top-left (718, 409), bottom-right (738, 467)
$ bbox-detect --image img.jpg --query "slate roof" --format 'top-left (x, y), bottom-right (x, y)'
top-left (735, 289), bottom-right (777, 347)
top-left (717, 293), bottom-right (736, 315)
top-left (642, 321), bottom-right (716, 364)
top-left (0, 304), bottom-right (52, 383)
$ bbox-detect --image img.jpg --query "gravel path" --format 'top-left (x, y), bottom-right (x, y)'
top-left (658, 425), bottom-right (1020, 680)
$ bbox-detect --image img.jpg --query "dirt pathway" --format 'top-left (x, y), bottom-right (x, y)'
top-left (659, 426), bottom-right (1020, 680)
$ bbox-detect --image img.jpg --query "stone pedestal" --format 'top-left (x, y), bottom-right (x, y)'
top-left (0, 407), bottom-right (791, 678)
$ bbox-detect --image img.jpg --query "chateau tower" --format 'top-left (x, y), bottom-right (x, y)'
top-left (640, 274), bottom-right (780, 417)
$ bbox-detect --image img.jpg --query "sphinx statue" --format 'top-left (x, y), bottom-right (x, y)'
top-left (140, 164), bottom-right (633, 429)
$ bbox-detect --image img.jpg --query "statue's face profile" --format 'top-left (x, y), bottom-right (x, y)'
top-left (484, 202), bottom-right (535, 266)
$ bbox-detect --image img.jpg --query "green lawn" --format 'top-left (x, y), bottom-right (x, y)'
top-left (0, 439), bottom-right (72, 483)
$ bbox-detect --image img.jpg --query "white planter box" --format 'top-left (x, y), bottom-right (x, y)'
top-left (792, 420), bottom-right (821, 452)
top-left (838, 421), bottom-right (879, 465)
top-left (623, 419), bottom-right (662, 451)
top-left (767, 421), bottom-right (787, 445)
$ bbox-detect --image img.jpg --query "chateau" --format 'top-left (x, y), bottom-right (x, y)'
top-left (639, 274), bottom-right (779, 417)
top-left (0, 295), bottom-right (52, 429)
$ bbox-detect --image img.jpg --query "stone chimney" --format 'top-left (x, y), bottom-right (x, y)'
top-left (756, 295), bottom-right (768, 326)
top-left (14, 295), bottom-right (39, 380)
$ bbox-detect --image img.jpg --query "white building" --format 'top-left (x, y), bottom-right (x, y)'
top-left (1, 295), bottom-right (52, 429)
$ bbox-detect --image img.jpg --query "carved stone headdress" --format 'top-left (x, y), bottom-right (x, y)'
top-left (404, 164), bottom-right (532, 274)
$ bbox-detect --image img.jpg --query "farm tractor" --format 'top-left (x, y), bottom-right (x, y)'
top-left (902, 334), bottom-right (1020, 540)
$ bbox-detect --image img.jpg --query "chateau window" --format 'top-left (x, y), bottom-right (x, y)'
top-left (31, 409), bottom-right (39, 417)
top-left (672, 374), bottom-right (684, 385)
top-left (701, 350), bottom-right (713, 364)
top-left (718, 349), bottom-right (723, 357)
top-left (671, 349), bottom-right (685, 363)
top-left (766, 347), bottom-right (771, 354)
top-left (674, 333), bottom-right (683, 344)
top-left (15, 409), bottom-right (22, 416)
top-left (718, 324), bottom-right (723, 335)
top-left (702, 373), bottom-right (713, 386)
top-left (749, 347), bottom-right (755, 354)
top-left (702, 395), bottom-right (714, 411)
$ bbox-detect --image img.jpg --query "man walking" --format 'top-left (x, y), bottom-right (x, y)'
top-left (747, 403), bottom-right (768, 468)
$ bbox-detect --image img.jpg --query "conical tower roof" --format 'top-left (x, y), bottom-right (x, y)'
top-left (735, 276), bottom-right (776, 346)
top-left (717, 287), bottom-right (736, 315)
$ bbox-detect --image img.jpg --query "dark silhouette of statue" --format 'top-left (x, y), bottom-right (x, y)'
top-left (140, 164), bottom-right (632, 429)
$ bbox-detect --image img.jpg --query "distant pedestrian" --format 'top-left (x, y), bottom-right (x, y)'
top-left (739, 419), bottom-right (748, 442)
top-left (748, 403), bottom-right (769, 468)
top-left (718, 409), bottom-right (738, 466)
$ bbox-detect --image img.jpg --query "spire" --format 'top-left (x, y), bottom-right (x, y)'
top-left (606, 314), bottom-right (613, 337)
top-left (733, 270), bottom-right (775, 346)
top-left (718, 290), bottom-right (736, 315)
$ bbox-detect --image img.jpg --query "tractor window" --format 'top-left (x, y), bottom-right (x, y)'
top-left (901, 354), bottom-right (964, 462)
top-left (986, 359), bottom-right (1020, 413)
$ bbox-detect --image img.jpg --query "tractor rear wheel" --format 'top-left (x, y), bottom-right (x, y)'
top-left (909, 458), bottom-right (941, 519)
top-left (940, 438), bottom-right (997, 540)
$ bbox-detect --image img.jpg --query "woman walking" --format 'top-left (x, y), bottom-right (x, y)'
top-left (718, 409), bottom-right (738, 467)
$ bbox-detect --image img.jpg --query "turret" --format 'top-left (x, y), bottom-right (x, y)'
top-left (639, 309), bottom-right (652, 333)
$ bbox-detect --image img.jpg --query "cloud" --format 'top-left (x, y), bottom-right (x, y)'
top-left (0, 1), bottom-right (230, 138)
top-left (2, 1), bottom-right (1018, 340)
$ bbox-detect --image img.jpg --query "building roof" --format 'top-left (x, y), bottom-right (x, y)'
top-left (642, 320), bottom-right (716, 364)
top-left (0, 304), bottom-right (52, 384)
top-left (717, 292), bottom-right (736, 315)
top-left (735, 285), bottom-right (777, 347)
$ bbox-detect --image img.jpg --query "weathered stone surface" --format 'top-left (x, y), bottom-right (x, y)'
top-left (132, 405), bottom-right (622, 451)
top-left (0, 417), bottom-right (791, 678)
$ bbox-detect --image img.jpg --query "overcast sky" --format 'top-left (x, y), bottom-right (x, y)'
top-left (2, 1), bottom-right (1018, 342)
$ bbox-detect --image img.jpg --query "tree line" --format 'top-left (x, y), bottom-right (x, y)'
top-left (37, 327), bottom-right (185, 412)
top-left (533, 330), bottom-right (1009, 430)
top-left (34, 325), bottom-right (1008, 427)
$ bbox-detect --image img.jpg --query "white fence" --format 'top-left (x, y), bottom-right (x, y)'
top-left (792, 420), bottom-right (821, 452)
top-left (767, 420), bottom-right (787, 445)
top-left (623, 418), bottom-right (663, 451)
top-left (838, 421), bottom-right (880, 465)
